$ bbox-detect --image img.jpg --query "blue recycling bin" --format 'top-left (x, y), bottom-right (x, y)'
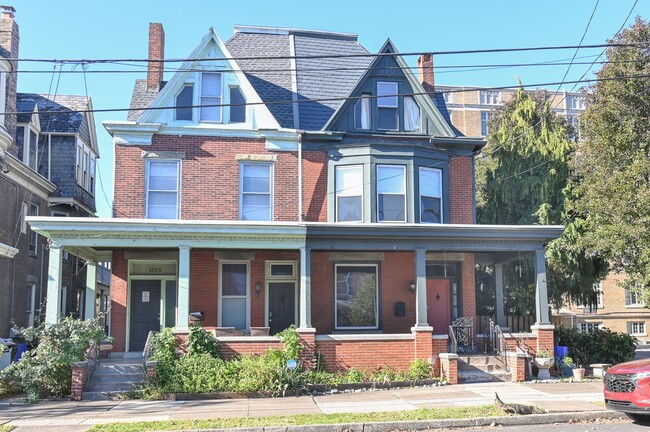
top-left (15, 342), bottom-right (27, 362)
top-left (555, 345), bottom-right (568, 360)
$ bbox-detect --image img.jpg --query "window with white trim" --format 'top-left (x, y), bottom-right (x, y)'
top-left (146, 159), bottom-right (180, 219)
top-left (240, 163), bottom-right (273, 221)
top-left (579, 322), bottom-right (602, 332)
top-left (404, 96), bottom-right (420, 132)
top-left (377, 165), bottom-right (406, 222)
top-left (481, 111), bottom-right (492, 136)
top-left (200, 73), bottom-right (222, 122)
top-left (629, 321), bottom-right (646, 336)
top-left (480, 90), bottom-right (501, 105)
top-left (26, 282), bottom-right (36, 326)
top-left (353, 94), bottom-right (371, 130)
top-left (28, 203), bottom-right (38, 255)
top-left (335, 165), bottom-right (363, 222)
top-left (220, 262), bottom-right (248, 330)
top-left (626, 287), bottom-right (643, 307)
top-left (229, 87), bottom-right (246, 123)
top-left (15, 126), bottom-right (39, 171)
top-left (377, 82), bottom-right (398, 130)
top-left (577, 283), bottom-right (603, 310)
top-left (567, 95), bottom-right (585, 110)
top-left (75, 141), bottom-right (96, 195)
top-left (419, 167), bottom-right (443, 223)
top-left (20, 202), bottom-right (28, 234)
top-left (335, 264), bottom-right (378, 329)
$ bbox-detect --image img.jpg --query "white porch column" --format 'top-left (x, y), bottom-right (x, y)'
top-left (415, 248), bottom-right (428, 327)
top-left (45, 243), bottom-right (63, 324)
top-left (299, 247), bottom-right (312, 328)
top-left (494, 263), bottom-right (505, 327)
top-left (177, 245), bottom-right (191, 331)
top-left (534, 249), bottom-right (550, 324)
top-left (84, 261), bottom-right (97, 320)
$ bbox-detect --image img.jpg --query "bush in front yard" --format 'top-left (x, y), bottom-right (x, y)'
top-left (1, 317), bottom-right (106, 402)
top-left (556, 326), bottom-right (637, 366)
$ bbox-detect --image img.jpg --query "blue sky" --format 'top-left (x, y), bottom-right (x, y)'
top-left (12, 0), bottom-right (649, 217)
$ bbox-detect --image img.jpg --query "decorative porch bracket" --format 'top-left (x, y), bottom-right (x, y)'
top-left (177, 245), bottom-right (191, 331)
top-left (45, 243), bottom-right (63, 324)
top-left (534, 249), bottom-right (550, 324)
top-left (415, 248), bottom-right (428, 327)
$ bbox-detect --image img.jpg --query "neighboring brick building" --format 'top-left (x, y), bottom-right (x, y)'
top-left (0, 5), bottom-right (101, 336)
top-left (30, 23), bottom-right (562, 370)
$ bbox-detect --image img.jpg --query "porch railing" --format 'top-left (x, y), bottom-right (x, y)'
top-left (490, 321), bottom-right (509, 372)
top-left (449, 325), bottom-right (457, 354)
top-left (143, 330), bottom-right (156, 361)
top-left (477, 314), bottom-right (535, 334)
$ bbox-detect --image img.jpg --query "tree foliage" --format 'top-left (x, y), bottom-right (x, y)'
top-left (476, 88), bottom-right (608, 309)
top-left (573, 17), bottom-right (650, 302)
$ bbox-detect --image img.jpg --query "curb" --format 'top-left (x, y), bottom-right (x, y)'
top-left (161, 410), bottom-right (628, 432)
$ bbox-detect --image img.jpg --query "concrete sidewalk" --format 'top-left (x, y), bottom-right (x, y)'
top-left (0, 380), bottom-right (607, 431)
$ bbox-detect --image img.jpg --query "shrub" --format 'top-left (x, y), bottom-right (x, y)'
top-left (186, 324), bottom-right (220, 358)
top-left (407, 359), bottom-right (433, 380)
top-left (1, 317), bottom-right (106, 403)
top-left (556, 326), bottom-right (637, 366)
top-left (345, 368), bottom-right (365, 383)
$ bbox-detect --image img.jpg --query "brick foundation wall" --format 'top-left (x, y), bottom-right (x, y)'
top-left (316, 337), bottom-right (415, 372)
top-left (449, 156), bottom-right (474, 224)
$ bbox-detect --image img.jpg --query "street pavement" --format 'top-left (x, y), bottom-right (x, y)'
top-left (0, 380), bottom-right (611, 431)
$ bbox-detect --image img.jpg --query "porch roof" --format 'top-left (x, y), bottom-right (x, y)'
top-left (26, 217), bottom-right (563, 263)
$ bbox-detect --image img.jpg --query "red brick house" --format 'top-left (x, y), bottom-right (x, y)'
top-left (29, 24), bottom-right (562, 374)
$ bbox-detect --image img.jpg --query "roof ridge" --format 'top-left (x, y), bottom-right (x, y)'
top-left (233, 25), bottom-right (358, 40)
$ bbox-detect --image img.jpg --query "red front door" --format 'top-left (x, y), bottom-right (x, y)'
top-left (427, 278), bottom-right (451, 333)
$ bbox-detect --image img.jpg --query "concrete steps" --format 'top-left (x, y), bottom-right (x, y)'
top-left (458, 354), bottom-right (511, 383)
top-left (84, 359), bottom-right (145, 401)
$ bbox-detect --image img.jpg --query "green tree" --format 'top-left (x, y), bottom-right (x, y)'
top-left (476, 88), bottom-right (608, 310)
top-left (573, 17), bottom-right (650, 302)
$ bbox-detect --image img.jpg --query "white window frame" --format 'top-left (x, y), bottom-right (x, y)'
top-left (626, 287), bottom-right (644, 307)
top-left (334, 263), bottom-right (379, 330)
top-left (479, 90), bottom-right (501, 105)
top-left (629, 321), bottom-right (647, 336)
top-left (145, 159), bottom-right (181, 219)
top-left (27, 282), bottom-right (36, 326)
top-left (577, 283), bottom-right (603, 309)
top-left (579, 321), bottom-right (602, 332)
top-left (218, 261), bottom-right (250, 330)
top-left (17, 125), bottom-right (39, 170)
top-left (567, 95), bottom-right (585, 110)
top-left (76, 143), bottom-right (83, 184)
top-left (377, 81), bottom-right (399, 131)
top-left (376, 164), bottom-right (406, 223)
top-left (353, 94), bottom-right (371, 130)
top-left (481, 111), bottom-right (491, 136)
top-left (89, 154), bottom-right (96, 195)
top-left (239, 162), bottom-right (273, 221)
top-left (28, 203), bottom-right (38, 256)
top-left (419, 167), bottom-right (443, 224)
top-left (335, 164), bottom-right (364, 223)
top-left (20, 202), bottom-right (28, 234)
top-left (200, 72), bottom-right (223, 122)
top-left (175, 84), bottom-right (194, 121)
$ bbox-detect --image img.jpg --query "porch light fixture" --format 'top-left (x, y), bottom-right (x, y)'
top-left (409, 280), bottom-right (416, 293)
top-left (255, 281), bottom-right (261, 294)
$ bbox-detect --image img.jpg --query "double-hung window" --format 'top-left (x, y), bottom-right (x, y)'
top-left (16, 126), bottom-right (39, 170)
top-left (404, 97), bottom-right (420, 131)
top-left (240, 163), bottom-right (273, 221)
top-left (377, 165), bottom-right (406, 222)
top-left (354, 94), bottom-right (371, 130)
top-left (335, 165), bottom-right (363, 222)
top-left (175, 85), bottom-right (194, 121)
top-left (146, 160), bottom-right (180, 219)
top-left (220, 263), bottom-right (248, 330)
top-left (200, 73), bottom-right (222, 122)
top-left (629, 322), bottom-right (646, 336)
top-left (419, 167), bottom-right (443, 223)
top-left (377, 82), bottom-right (398, 130)
top-left (29, 203), bottom-right (38, 255)
top-left (481, 111), bottom-right (491, 136)
top-left (335, 264), bottom-right (378, 329)
top-left (626, 287), bottom-right (643, 307)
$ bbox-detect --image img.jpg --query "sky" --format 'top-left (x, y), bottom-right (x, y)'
top-left (11, 0), bottom-right (650, 218)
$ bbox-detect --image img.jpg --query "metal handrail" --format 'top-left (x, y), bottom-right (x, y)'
top-left (449, 325), bottom-right (458, 354)
top-left (142, 330), bottom-right (156, 361)
top-left (493, 325), bottom-right (509, 372)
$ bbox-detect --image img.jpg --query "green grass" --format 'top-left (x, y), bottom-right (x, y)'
top-left (88, 405), bottom-right (506, 432)
top-left (0, 425), bottom-right (15, 432)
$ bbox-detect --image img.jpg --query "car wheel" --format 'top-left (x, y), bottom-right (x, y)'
top-left (626, 413), bottom-right (650, 424)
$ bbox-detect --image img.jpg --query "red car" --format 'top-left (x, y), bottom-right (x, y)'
top-left (604, 358), bottom-right (650, 422)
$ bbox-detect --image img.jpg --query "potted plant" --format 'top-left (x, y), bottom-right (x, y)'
top-left (533, 348), bottom-right (554, 380)
top-left (572, 348), bottom-right (587, 381)
top-left (560, 356), bottom-right (575, 378)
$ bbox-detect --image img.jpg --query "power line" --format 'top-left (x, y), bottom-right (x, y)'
top-left (9, 72), bottom-right (650, 117)
top-left (2, 42), bottom-right (645, 64)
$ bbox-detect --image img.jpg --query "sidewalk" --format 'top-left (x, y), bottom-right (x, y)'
top-left (0, 380), bottom-right (608, 432)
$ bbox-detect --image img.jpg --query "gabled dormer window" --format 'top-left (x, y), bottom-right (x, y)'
top-left (354, 94), bottom-right (370, 130)
top-left (16, 125), bottom-right (38, 171)
top-left (377, 82), bottom-right (398, 131)
top-left (175, 85), bottom-right (193, 121)
top-left (404, 97), bottom-right (420, 132)
top-left (229, 87), bottom-right (246, 123)
top-left (200, 73), bottom-right (222, 122)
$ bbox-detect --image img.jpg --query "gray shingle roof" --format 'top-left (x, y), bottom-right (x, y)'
top-left (431, 93), bottom-right (462, 136)
top-left (225, 32), bottom-right (295, 128)
top-left (16, 93), bottom-right (93, 143)
top-left (128, 79), bottom-right (160, 121)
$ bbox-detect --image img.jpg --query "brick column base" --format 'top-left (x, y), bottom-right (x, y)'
top-left (507, 352), bottom-right (528, 382)
top-left (439, 353), bottom-right (458, 384)
top-left (531, 324), bottom-right (555, 355)
top-left (145, 360), bottom-right (158, 379)
top-left (412, 326), bottom-right (434, 361)
top-left (297, 328), bottom-right (317, 370)
top-left (70, 361), bottom-right (88, 401)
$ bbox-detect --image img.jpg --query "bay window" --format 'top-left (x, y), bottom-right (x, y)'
top-left (419, 167), bottom-right (443, 223)
top-left (335, 165), bottom-right (363, 222)
top-left (377, 165), bottom-right (406, 222)
top-left (335, 264), bottom-right (378, 329)
top-left (146, 160), bottom-right (180, 219)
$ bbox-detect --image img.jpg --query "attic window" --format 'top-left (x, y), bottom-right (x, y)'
top-left (404, 97), bottom-right (420, 131)
top-left (175, 85), bottom-right (193, 121)
top-left (354, 94), bottom-right (370, 130)
top-left (200, 73), bottom-right (222, 122)
top-left (377, 82), bottom-right (398, 131)
top-left (229, 87), bottom-right (246, 123)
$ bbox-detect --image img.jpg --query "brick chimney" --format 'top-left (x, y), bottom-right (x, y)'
top-left (147, 23), bottom-right (165, 91)
top-left (0, 5), bottom-right (18, 141)
top-left (417, 53), bottom-right (434, 93)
